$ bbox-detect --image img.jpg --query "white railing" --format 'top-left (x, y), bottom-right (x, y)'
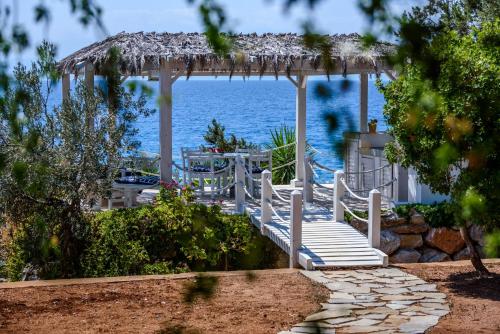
top-left (260, 169), bottom-right (303, 268)
top-left (333, 170), bottom-right (381, 249)
top-left (305, 155), bottom-right (396, 207)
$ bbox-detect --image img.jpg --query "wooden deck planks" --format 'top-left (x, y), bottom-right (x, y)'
top-left (239, 186), bottom-right (387, 269)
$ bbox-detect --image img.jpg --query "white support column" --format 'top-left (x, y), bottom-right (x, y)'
top-left (85, 63), bottom-right (94, 130)
top-left (368, 189), bottom-right (381, 248)
top-left (84, 63), bottom-right (94, 93)
top-left (360, 73), bottom-right (368, 133)
top-left (260, 169), bottom-right (272, 234)
top-left (292, 74), bottom-right (307, 187)
top-left (62, 73), bottom-right (70, 103)
top-left (395, 163), bottom-right (408, 203)
top-left (289, 189), bottom-right (303, 268)
top-left (333, 170), bottom-right (345, 222)
top-left (235, 156), bottom-right (245, 214)
top-left (303, 156), bottom-right (313, 204)
top-left (159, 61), bottom-right (173, 182)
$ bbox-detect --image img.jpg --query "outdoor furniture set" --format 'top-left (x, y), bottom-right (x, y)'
top-left (105, 148), bottom-right (271, 209)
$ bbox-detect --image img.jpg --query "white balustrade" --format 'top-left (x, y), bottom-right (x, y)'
top-left (289, 189), bottom-right (303, 268)
top-left (333, 170), bottom-right (345, 222)
top-left (368, 189), bottom-right (381, 248)
top-left (333, 170), bottom-right (381, 250)
top-left (303, 156), bottom-right (314, 204)
top-left (234, 155), bottom-right (245, 213)
top-left (260, 169), bottom-right (272, 234)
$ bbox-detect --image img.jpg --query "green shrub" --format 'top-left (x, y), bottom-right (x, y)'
top-left (81, 185), bottom-right (275, 277)
top-left (1, 203), bottom-right (89, 280)
top-left (344, 210), bottom-right (368, 223)
top-left (394, 202), bottom-right (455, 228)
top-left (1, 182), bottom-right (285, 280)
top-left (202, 119), bottom-right (254, 152)
top-left (266, 125), bottom-right (296, 185)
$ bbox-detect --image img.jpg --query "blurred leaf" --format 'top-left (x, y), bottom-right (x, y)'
top-left (183, 274), bottom-right (219, 303)
top-left (12, 161), bottom-right (28, 184)
top-left (484, 230), bottom-right (500, 258)
top-left (460, 187), bottom-right (486, 221)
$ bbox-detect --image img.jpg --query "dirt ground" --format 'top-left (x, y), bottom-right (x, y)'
top-left (399, 260), bottom-right (500, 334)
top-left (0, 270), bottom-right (328, 334)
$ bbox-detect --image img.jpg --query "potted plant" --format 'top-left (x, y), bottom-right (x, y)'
top-left (368, 119), bottom-right (378, 133)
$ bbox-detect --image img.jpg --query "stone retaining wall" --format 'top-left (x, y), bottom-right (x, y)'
top-left (350, 210), bottom-right (485, 263)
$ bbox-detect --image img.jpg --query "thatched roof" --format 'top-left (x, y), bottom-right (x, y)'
top-left (58, 32), bottom-right (395, 77)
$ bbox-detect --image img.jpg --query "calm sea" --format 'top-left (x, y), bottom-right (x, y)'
top-left (54, 75), bottom-right (388, 182)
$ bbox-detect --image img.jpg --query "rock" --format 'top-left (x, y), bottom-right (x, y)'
top-left (21, 264), bottom-right (40, 281)
top-left (380, 230), bottom-right (401, 255)
top-left (305, 309), bottom-right (352, 321)
top-left (381, 213), bottom-right (407, 228)
top-left (453, 247), bottom-right (470, 260)
top-left (399, 234), bottom-right (423, 248)
top-left (390, 248), bottom-right (421, 263)
top-left (389, 223), bottom-right (429, 234)
top-left (420, 247), bottom-right (451, 262)
top-left (425, 227), bottom-right (465, 254)
top-left (350, 219), bottom-right (368, 233)
top-left (399, 315), bottom-right (440, 333)
top-left (469, 225), bottom-right (485, 246)
top-left (410, 212), bottom-right (426, 225)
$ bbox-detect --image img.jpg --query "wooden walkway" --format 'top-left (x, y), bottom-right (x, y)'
top-left (197, 184), bottom-right (388, 270)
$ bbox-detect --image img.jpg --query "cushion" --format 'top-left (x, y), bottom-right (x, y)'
top-left (115, 176), bottom-right (159, 185)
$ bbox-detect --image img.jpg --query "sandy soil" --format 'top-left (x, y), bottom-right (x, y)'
top-left (398, 260), bottom-right (500, 334)
top-left (0, 270), bottom-right (328, 334)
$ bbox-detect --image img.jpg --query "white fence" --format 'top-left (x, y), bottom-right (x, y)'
top-left (333, 170), bottom-right (381, 248)
top-left (260, 169), bottom-right (303, 268)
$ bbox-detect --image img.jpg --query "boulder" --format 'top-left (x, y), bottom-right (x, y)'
top-left (350, 219), bottom-right (368, 233)
top-left (468, 225), bottom-right (485, 246)
top-left (380, 230), bottom-right (401, 255)
top-left (400, 234), bottom-right (423, 249)
top-left (21, 264), bottom-right (40, 281)
top-left (389, 223), bottom-right (429, 234)
top-left (425, 227), bottom-right (465, 254)
top-left (410, 212), bottom-right (426, 225)
top-left (381, 213), bottom-right (407, 228)
top-left (453, 247), bottom-right (470, 261)
top-left (420, 247), bottom-right (451, 262)
top-left (390, 249), bottom-right (421, 263)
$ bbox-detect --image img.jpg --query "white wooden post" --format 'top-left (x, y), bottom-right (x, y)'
top-left (62, 73), bottom-right (70, 103)
top-left (395, 163), bottom-right (408, 203)
top-left (333, 170), bottom-right (345, 222)
top-left (235, 156), bottom-right (245, 213)
top-left (85, 63), bottom-right (94, 93)
top-left (159, 61), bottom-right (173, 182)
top-left (360, 73), bottom-right (368, 133)
top-left (304, 156), bottom-right (313, 204)
top-left (368, 189), bottom-right (381, 248)
top-left (84, 63), bottom-right (94, 130)
top-left (290, 189), bottom-right (303, 268)
top-left (292, 74), bottom-right (307, 187)
top-left (260, 169), bottom-right (272, 234)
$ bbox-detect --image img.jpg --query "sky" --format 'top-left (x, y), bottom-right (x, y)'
top-left (14, 0), bottom-right (419, 65)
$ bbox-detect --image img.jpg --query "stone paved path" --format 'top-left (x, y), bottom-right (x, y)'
top-left (280, 268), bottom-right (450, 334)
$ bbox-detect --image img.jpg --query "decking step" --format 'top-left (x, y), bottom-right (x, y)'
top-left (312, 260), bottom-right (384, 267)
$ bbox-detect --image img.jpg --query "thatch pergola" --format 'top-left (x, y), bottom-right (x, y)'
top-left (58, 32), bottom-right (395, 183)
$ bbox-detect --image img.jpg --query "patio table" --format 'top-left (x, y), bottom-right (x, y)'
top-left (112, 182), bottom-right (154, 208)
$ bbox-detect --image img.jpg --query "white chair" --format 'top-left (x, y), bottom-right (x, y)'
top-left (181, 148), bottom-right (230, 197)
top-left (236, 148), bottom-right (272, 196)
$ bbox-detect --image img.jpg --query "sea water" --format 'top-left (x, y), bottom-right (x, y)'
top-left (53, 75), bottom-right (389, 182)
